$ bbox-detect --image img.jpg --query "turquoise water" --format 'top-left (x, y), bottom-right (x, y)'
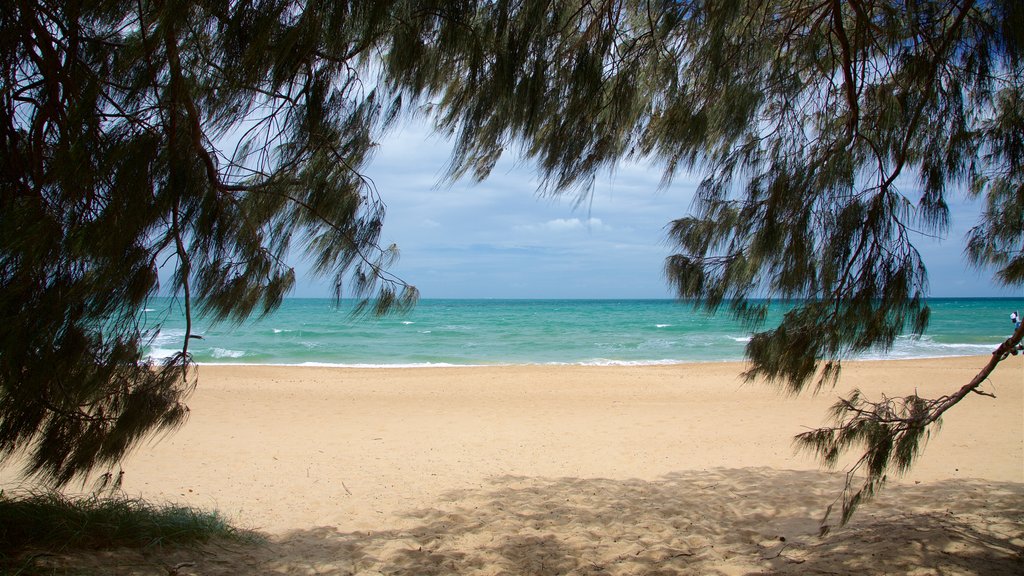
top-left (141, 298), bottom-right (1022, 366)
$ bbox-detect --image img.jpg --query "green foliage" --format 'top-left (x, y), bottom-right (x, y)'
top-left (0, 490), bottom-right (255, 558)
top-left (381, 0), bottom-right (1024, 526)
top-left (0, 490), bottom-right (258, 575)
top-left (3, 0), bottom-right (1021, 528)
top-left (386, 0), bottom-right (1021, 384)
top-left (796, 390), bottom-right (937, 530)
top-left (967, 82), bottom-right (1024, 284)
top-left (0, 0), bottom-right (418, 486)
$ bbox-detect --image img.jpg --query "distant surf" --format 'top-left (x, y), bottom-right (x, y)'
top-left (141, 298), bottom-right (1021, 367)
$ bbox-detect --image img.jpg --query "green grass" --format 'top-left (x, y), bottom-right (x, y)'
top-left (0, 491), bottom-right (260, 572)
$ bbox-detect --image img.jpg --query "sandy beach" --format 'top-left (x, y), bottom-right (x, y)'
top-left (3, 356), bottom-right (1022, 574)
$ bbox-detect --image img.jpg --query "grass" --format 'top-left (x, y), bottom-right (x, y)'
top-left (0, 490), bottom-right (260, 574)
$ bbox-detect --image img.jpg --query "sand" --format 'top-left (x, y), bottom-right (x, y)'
top-left (3, 356), bottom-right (1023, 574)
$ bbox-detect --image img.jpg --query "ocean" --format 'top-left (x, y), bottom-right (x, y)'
top-left (141, 298), bottom-right (1022, 367)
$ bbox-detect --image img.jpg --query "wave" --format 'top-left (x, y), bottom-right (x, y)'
top-left (575, 358), bottom-right (695, 367)
top-left (855, 337), bottom-right (1001, 360)
top-left (146, 347), bottom-right (180, 360)
top-left (185, 345), bottom-right (1000, 368)
top-left (638, 338), bottom-right (679, 350)
top-left (143, 329), bottom-right (188, 359)
top-left (189, 359), bottom-right (697, 368)
top-left (135, 298), bottom-right (1012, 367)
top-left (193, 361), bottom-right (480, 368)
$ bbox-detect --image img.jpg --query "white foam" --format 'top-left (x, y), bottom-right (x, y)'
top-left (576, 358), bottom-right (694, 367)
top-left (144, 329), bottom-right (188, 361)
top-left (151, 328), bottom-right (186, 342)
top-left (655, 324), bottom-right (672, 328)
top-left (146, 347), bottom-right (179, 360)
top-left (210, 348), bottom-right (246, 359)
top-left (192, 361), bottom-right (484, 368)
top-left (187, 358), bottom-right (701, 368)
top-left (915, 341), bottom-right (996, 350)
top-left (856, 339), bottom-right (1000, 360)
top-left (639, 339), bottom-right (678, 350)
top-left (294, 361), bottom-right (469, 368)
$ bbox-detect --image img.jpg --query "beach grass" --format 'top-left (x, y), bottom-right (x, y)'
top-left (0, 490), bottom-right (259, 574)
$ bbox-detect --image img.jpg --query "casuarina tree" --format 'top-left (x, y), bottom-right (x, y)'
top-left (0, 0), bottom-right (420, 487)
top-left (380, 0), bottom-right (1023, 528)
top-left (3, 0), bottom-right (1021, 532)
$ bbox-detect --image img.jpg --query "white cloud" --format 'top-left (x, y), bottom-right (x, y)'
top-left (543, 217), bottom-right (584, 231)
top-left (286, 116), bottom-right (1004, 299)
top-left (547, 217), bottom-right (604, 231)
top-left (514, 217), bottom-right (610, 234)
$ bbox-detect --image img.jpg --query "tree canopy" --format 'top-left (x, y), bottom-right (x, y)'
top-left (2, 0), bottom-right (1022, 528)
top-left (1, 0), bottom-right (420, 486)
top-left (380, 0), bottom-right (1023, 526)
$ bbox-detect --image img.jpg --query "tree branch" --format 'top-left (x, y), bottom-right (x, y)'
top-left (799, 319), bottom-right (1024, 532)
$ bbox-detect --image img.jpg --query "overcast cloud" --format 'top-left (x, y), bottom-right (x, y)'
top-left (292, 121), bottom-right (1018, 300)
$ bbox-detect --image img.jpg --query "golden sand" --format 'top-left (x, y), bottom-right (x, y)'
top-left (3, 356), bottom-right (1022, 574)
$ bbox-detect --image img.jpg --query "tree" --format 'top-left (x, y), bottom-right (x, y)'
top-left (0, 0), bottom-right (420, 487)
top-left (379, 0), bottom-right (1023, 528)
top-left (3, 0), bottom-right (1021, 532)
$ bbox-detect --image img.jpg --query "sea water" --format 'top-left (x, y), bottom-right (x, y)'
top-left (141, 298), bottom-right (1022, 366)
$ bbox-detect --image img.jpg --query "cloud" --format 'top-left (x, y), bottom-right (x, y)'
top-left (514, 217), bottom-right (609, 234)
top-left (287, 117), bottom-right (1002, 299)
top-left (547, 217), bottom-right (605, 231)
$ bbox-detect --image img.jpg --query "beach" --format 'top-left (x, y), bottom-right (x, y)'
top-left (4, 356), bottom-right (1023, 574)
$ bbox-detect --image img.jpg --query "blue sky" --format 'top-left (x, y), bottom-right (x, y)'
top-left (292, 120), bottom-right (1019, 300)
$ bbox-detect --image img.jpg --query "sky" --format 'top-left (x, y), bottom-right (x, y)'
top-left (291, 120), bottom-right (1020, 300)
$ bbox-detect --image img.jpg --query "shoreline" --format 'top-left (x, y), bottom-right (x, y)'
top-left (183, 351), bottom-right (1011, 368)
top-left (147, 298), bottom-right (1018, 367)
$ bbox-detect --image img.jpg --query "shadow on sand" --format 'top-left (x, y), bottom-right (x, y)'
top-left (19, 468), bottom-right (1024, 575)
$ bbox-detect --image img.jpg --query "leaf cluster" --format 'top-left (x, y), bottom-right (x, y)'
top-left (796, 321), bottom-right (1022, 530)
top-left (1, 0), bottom-right (419, 486)
top-left (796, 389), bottom-right (939, 530)
top-left (379, 0), bottom-right (1024, 526)
top-left (384, 0), bottom-right (1022, 388)
top-left (3, 0), bottom-right (1022, 512)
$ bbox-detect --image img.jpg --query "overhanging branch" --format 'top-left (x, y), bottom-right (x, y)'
top-left (798, 320), bottom-right (1024, 532)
